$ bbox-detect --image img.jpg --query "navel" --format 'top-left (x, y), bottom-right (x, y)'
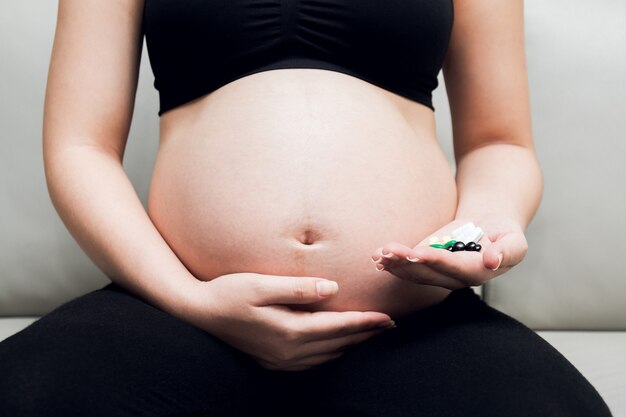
top-left (296, 228), bottom-right (322, 246)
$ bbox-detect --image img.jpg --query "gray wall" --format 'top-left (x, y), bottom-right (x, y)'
top-left (1, 1), bottom-right (625, 329)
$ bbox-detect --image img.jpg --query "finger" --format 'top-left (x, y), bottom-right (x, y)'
top-left (371, 244), bottom-right (413, 272)
top-left (299, 325), bottom-right (392, 358)
top-left (372, 242), bottom-right (412, 263)
top-left (483, 231), bottom-right (528, 271)
top-left (277, 322), bottom-right (400, 370)
top-left (403, 246), bottom-right (493, 286)
top-left (407, 245), bottom-right (464, 268)
top-left (290, 351), bottom-right (345, 369)
top-left (250, 275), bottom-right (340, 306)
top-left (374, 244), bottom-right (417, 271)
top-left (291, 310), bottom-right (394, 342)
top-left (372, 242), bottom-right (410, 263)
top-left (385, 261), bottom-right (470, 289)
top-left (285, 351), bottom-right (345, 370)
top-left (407, 245), bottom-right (484, 273)
top-left (258, 351), bottom-right (345, 372)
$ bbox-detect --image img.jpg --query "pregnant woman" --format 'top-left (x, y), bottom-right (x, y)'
top-left (0, 0), bottom-right (613, 416)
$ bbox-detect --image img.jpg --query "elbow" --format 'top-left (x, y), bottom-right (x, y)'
top-left (41, 137), bottom-right (123, 210)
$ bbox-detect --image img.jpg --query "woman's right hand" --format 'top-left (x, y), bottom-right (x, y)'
top-left (184, 272), bottom-right (396, 371)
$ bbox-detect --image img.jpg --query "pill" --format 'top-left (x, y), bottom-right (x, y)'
top-left (429, 243), bottom-right (446, 249)
top-left (451, 241), bottom-right (466, 252)
top-left (451, 223), bottom-right (475, 240)
top-left (464, 227), bottom-right (484, 244)
top-left (443, 240), bottom-right (457, 248)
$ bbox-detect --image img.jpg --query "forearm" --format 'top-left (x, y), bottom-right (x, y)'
top-left (44, 144), bottom-right (201, 319)
top-left (454, 143), bottom-right (543, 230)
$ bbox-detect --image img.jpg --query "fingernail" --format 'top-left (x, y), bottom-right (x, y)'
top-left (316, 281), bottom-right (338, 296)
top-left (406, 256), bottom-right (420, 262)
top-left (371, 256), bottom-right (382, 264)
top-left (381, 252), bottom-right (395, 259)
top-left (491, 253), bottom-right (504, 271)
top-left (377, 320), bottom-right (395, 328)
top-left (375, 264), bottom-right (385, 272)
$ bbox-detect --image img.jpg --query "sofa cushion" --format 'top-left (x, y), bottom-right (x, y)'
top-left (0, 318), bottom-right (39, 343)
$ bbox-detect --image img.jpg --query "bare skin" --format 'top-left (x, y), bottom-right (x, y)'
top-left (43, 0), bottom-right (541, 371)
top-left (148, 68), bottom-right (456, 318)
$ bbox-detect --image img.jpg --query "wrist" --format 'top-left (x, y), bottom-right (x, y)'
top-left (150, 275), bottom-right (214, 326)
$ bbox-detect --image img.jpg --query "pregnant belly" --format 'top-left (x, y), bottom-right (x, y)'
top-left (147, 70), bottom-right (458, 319)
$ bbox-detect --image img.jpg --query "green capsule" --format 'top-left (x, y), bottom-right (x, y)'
top-left (429, 243), bottom-right (446, 249)
top-left (443, 240), bottom-right (457, 248)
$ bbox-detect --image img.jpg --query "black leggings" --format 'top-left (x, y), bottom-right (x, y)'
top-left (0, 282), bottom-right (613, 417)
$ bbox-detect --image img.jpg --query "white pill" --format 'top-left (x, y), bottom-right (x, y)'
top-left (465, 227), bottom-right (484, 243)
top-left (452, 223), bottom-right (475, 240)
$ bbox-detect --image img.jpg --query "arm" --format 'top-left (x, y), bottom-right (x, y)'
top-left (444, 0), bottom-right (543, 231)
top-left (43, 0), bottom-right (199, 319)
top-left (44, 1), bottom-right (394, 371)
top-left (372, 0), bottom-right (542, 286)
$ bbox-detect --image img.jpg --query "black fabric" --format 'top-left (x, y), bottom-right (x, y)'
top-left (0, 283), bottom-right (612, 417)
top-left (142, 0), bottom-right (454, 116)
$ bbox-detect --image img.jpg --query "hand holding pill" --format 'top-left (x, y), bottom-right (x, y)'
top-left (370, 214), bottom-right (529, 290)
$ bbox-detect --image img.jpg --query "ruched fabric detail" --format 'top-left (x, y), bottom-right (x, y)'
top-left (143, 0), bottom-right (454, 116)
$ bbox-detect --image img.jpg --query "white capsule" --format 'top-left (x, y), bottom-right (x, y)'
top-left (452, 223), bottom-right (475, 240)
top-left (453, 234), bottom-right (466, 243)
top-left (465, 227), bottom-right (484, 243)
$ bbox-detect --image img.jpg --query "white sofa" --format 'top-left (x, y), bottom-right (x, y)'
top-left (1, 1), bottom-right (625, 415)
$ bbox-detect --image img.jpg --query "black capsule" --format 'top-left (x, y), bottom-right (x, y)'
top-left (451, 241), bottom-right (466, 252)
top-left (447, 245), bottom-right (454, 251)
top-left (465, 242), bottom-right (477, 251)
top-left (475, 244), bottom-right (482, 252)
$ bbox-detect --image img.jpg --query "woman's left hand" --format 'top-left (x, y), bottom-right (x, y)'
top-left (371, 214), bottom-right (529, 290)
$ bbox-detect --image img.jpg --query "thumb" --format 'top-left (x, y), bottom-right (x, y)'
top-left (251, 275), bottom-right (339, 306)
top-left (483, 231), bottom-right (528, 271)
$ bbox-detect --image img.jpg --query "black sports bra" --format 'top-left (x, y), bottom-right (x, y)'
top-left (143, 0), bottom-right (454, 117)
